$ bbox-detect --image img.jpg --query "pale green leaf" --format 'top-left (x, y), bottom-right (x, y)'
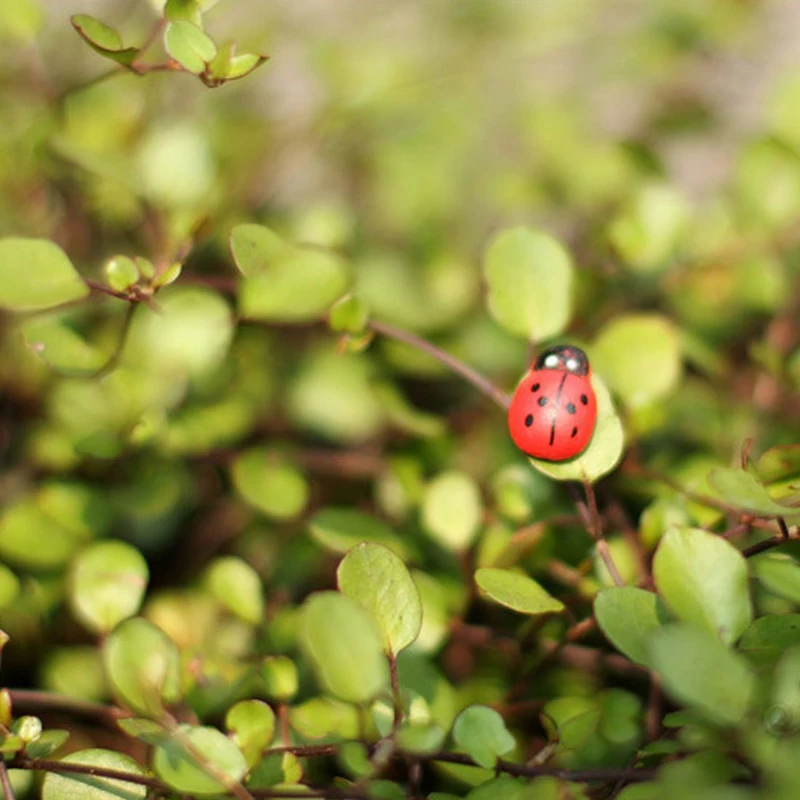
top-left (475, 568), bottom-right (564, 615)
top-left (230, 449), bottom-right (308, 520)
top-left (42, 749), bottom-right (146, 800)
top-left (421, 471), bottom-right (482, 551)
top-left (204, 556), bottom-right (264, 625)
top-left (452, 705), bottom-right (515, 769)
top-left (163, 21), bottom-right (216, 74)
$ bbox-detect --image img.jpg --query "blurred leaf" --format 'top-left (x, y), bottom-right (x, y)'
top-left (542, 696), bottom-right (601, 750)
top-left (337, 542), bottom-right (422, 655)
top-left (164, 21), bottom-right (216, 74)
top-left (648, 624), bottom-right (756, 727)
top-left (261, 656), bottom-right (298, 701)
top-left (739, 615), bottom-right (800, 664)
top-left (374, 382), bottom-right (445, 439)
top-left (42, 749), bottom-right (146, 800)
top-left (299, 592), bottom-right (388, 704)
top-left (752, 553), bottom-right (800, 604)
top-left (756, 445), bottom-right (800, 484)
top-left (204, 556), bottom-right (264, 624)
top-left (22, 315), bottom-right (107, 375)
top-left (70, 541), bottom-right (149, 635)
top-left (594, 587), bottom-right (670, 666)
top-left (309, 508), bottom-right (411, 559)
top-left (164, 0), bottom-right (203, 24)
top-left (25, 729), bottom-right (69, 759)
top-left (231, 449), bottom-right (308, 520)
top-left (206, 42), bottom-right (268, 83)
top-left (289, 696), bottom-right (360, 740)
top-left (0, 238), bottom-right (88, 312)
top-left (483, 227), bottom-right (573, 342)
top-left (70, 15), bottom-right (138, 66)
top-left (226, 699), bottom-right (275, 767)
top-left (452, 705), bottom-right (515, 769)
top-left (653, 527), bottom-right (752, 645)
top-left (104, 255), bottom-right (139, 293)
top-left (475, 568), bottom-right (564, 615)
top-left (329, 294), bottom-right (369, 334)
top-left (396, 722), bottom-right (446, 755)
top-left (707, 467), bottom-right (800, 520)
top-left (591, 314), bottom-right (682, 408)
top-left (421, 471), bottom-right (483, 551)
top-left (0, 0), bottom-right (43, 41)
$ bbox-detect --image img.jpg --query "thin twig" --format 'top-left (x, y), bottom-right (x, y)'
top-left (0, 761), bottom-right (16, 800)
top-left (388, 654), bottom-right (403, 731)
top-left (8, 690), bottom-right (127, 728)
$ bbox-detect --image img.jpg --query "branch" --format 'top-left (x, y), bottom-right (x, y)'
top-left (8, 690), bottom-right (126, 728)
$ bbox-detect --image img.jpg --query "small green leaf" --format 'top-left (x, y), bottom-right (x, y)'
top-left (288, 696), bottom-right (360, 740)
top-left (206, 43), bottom-right (268, 82)
top-left (421, 471), bottom-right (483, 551)
top-left (591, 314), bottom-right (682, 408)
top-left (739, 615), bottom-right (800, 664)
top-left (230, 449), bottom-right (308, 520)
top-left (204, 556), bottom-right (264, 625)
top-left (528, 373), bottom-right (624, 483)
top-left (337, 543), bottom-right (422, 655)
top-left (116, 717), bottom-right (170, 746)
top-left (152, 724), bottom-right (247, 796)
top-left (0, 238), bottom-right (89, 311)
top-left (164, 20), bottom-right (216, 74)
top-left (226, 700), bottom-right (275, 767)
top-left (752, 553), bottom-right (800, 603)
top-left (648, 624), bottom-right (756, 727)
top-left (756, 445), bottom-right (800, 484)
top-left (25, 728), bottom-right (70, 759)
top-left (452, 705), bottom-right (515, 769)
top-left (653, 527), bottom-right (752, 645)
top-left (22, 315), bottom-right (107, 375)
top-left (70, 15), bottom-right (138, 66)
top-left (70, 541), bottom-right (149, 635)
top-left (594, 587), bottom-right (670, 666)
top-left (104, 256), bottom-right (139, 293)
top-left (396, 722), bottom-right (446, 755)
top-left (707, 467), bottom-right (800, 520)
top-left (475, 568), bottom-right (564, 615)
top-left (300, 592), bottom-right (389, 704)
top-left (308, 507), bottom-right (410, 559)
top-left (261, 655), bottom-right (298, 701)
top-left (42, 749), bottom-right (147, 800)
top-left (483, 227), bottom-right (573, 342)
top-left (164, 0), bottom-right (202, 24)
top-left (329, 294), bottom-right (369, 334)
top-left (103, 618), bottom-right (182, 717)
top-left (542, 696), bottom-right (601, 750)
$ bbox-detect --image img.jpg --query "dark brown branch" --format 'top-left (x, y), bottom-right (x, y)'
top-left (8, 690), bottom-right (127, 727)
top-left (0, 761), bottom-right (16, 800)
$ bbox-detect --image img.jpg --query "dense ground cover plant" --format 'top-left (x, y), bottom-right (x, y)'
top-left (0, 0), bottom-right (799, 798)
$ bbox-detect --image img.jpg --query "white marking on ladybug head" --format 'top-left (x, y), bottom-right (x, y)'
top-left (544, 354), bottom-right (559, 368)
top-left (566, 358), bottom-right (578, 372)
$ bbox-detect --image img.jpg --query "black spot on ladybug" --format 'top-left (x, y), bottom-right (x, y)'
top-left (538, 396), bottom-right (548, 407)
top-left (531, 383), bottom-right (540, 392)
top-left (525, 414), bottom-right (533, 427)
top-left (580, 394), bottom-right (588, 405)
top-left (566, 402), bottom-right (576, 414)
top-left (571, 427), bottom-right (578, 438)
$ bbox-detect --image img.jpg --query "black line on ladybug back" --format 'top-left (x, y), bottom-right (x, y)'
top-left (549, 373), bottom-right (568, 447)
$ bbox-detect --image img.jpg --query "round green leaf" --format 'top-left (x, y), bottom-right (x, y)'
top-left (204, 556), bottom-right (264, 625)
top-left (591, 314), bottom-right (682, 408)
top-left (594, 587), bottom-right (670, 666)
top-left (230, 449), bottom-right (308, 520)
top-left (103, 618), bottom-right (182, 717)
top-left (337, 542), bottom-right (422, 655)
top-left (226, 700), bottom-right (275, 767)
top-left (452, 705), bottom-right (516, 769)
top-left (70, 541), bottom-right (149, 635)
top-left (707, 467), bottom-right (800, 520)
top-left (152, 724), bottom-right (247, 796)
top-left (42, 749), bottom-right (146, 800)
top-left (653, 527), bottom-right (752, 646)
top-left (528, 373), bottom-right (624, 483)
top-left (299, 592), bottom-right (388, 704)
top-left (752, 553), bottom-right (800, 603)
top-left (0, 238), bottom-right (88, 312)
top-left (421, 471), bottom-right (483, 551)
top-left (104, 255), bottom-right (139, 293)
top-left (163, 20), bottom-right (216, 74)
top-left (648, 624), bottom-right (756, 727)
top-left (308, 507), bottom-right (410, 559)
top-left (261, 655), bottom-right (298, 701)
top-left (475, 567), bottom-right (564, 615)
top-left (483, 227), bottom-right (574, 342)
top-left (70, 15), bottom-right (138, 65)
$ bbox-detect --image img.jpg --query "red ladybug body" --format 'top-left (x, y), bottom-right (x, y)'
top-left (508, 345), bottom-right (598, 462)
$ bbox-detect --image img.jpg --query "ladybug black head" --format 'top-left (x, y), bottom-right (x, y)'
top-left (534, 344), bottom-right (590, 376)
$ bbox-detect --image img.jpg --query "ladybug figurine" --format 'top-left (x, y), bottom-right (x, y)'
top-left (508, 344), bottom-right (598, 462)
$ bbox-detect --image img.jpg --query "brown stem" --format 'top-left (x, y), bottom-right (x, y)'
top-left (582, 480), bottom-right (624, 587)
top-left (8, 690), bottom-right (127, 727)
top-left (388, 653), bottom-right (403, 731)
top-left (0, 761), bottom-right (16, 800)
top-left (778, 517), bottom-right (790, 539)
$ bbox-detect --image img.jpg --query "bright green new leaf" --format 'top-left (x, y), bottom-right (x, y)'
top-left (329, 293), bottom-right (369, 334)
top-left (231, 448), bottom-right (308, 520)
top-left (337, 542), bottom-right (423, 655)
top-left (152, 724), bottom-right (247, 796)
top-left (648, 624), bottom-right (756, 727)
top-left (104, 255), bottom-right (139, 293)
top-left (452, 705), bottom-right (516, 769)
top-left (483, 227), bottom-right (574, 342)
top-left (475, 567), bottom-right (564, 615)
top-left (163, 21), bottom-right (217, 74)
top-left (528, 373), bottom-right (624, 483)
top-left (70, 541), bottom-right (149, 636)
top-left (207, 43), bottom-right (268, 82)
top-left (70, 15), bottom-right (138, 66)
top-left (164, 0), bottom-right (202, 24)
top-left (707, 467), bottom-right (800, 520)
top-left (653, 527), bottom-right (752, 645)
top-left (0, 238), bottom-right (88, 312)
top-left (42, 749), bottom-right (146, 800)
top-left (594, 587), bottom-right (670, 666)
top-left (226, 699), bottom-right (276, 767)
top-left (204, 556), bottom-right (264, 625)
top-left (261, 655), bottom-right (298, 701)
top-left (421, 471), bottom-right (483, 551)
top-left (231, 224), bottom-right (351, 322)
top-left (591, 314), bottom-right (682, 408)
top-left (752, 553), bottom-right (800, 603)
top-left (299, 592), bottom-right (389, 704)
top-left (308, 507), bottom-right (410, 559)
top-left (103, 618), bottom-right (182, 717)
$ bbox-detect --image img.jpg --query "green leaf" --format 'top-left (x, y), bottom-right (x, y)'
top-left (22, 315), bottom-right (107, 374)
top-left (152, 724), bottom-right (247, 796)
top-left (103, 618), bottom-right (182, 717)
top-left (25, 728), bottom-right (70, 759)
top-left (70, 541), bottom-right (149, 635)
top-left (483, 227), bottom-right (573, 342)
top-left (752, 553), bottom-right (800, 603)
top-left (288, 696), bottom-right (360, 740)
top-left (653, 527), bottom-right (752, 645)
top-left (230, 449), bottom-right (308, 520)
top-left (226, 700), bottom-right (275, 767)
top-left (421, 471), bottom-right (483, 551)
top-left (163, 21), bottom-right (216, 74)
top-left (591, 314), bottom-right (682, 408)
top-left (594, 587), bottom-right (670, 667)
top-left (261, 655), bottom-right (298, 701)
top-left (308, 507), bottom-right (411, 559)
top-left (756, 445), bottom-right (800, 484)
top-left (337, 543), bottom-right (422, 655)
top-left (116, 717), bottom-right (170, 746)
top-left (542, 696), bottom-right (601, 750)
top-left (707, 467), bottom-right (800, 520)
top-left (452, 705), bottom-right (516, 769)
top-left (528, 373), bottom-right (624, 483)
top-left (232, 224), bottom-right (351, 322)
top-left (0, 238), bottom-right (89, 312)
top-left (42, 749), bottom-right (147, 800)
top-left (475, 567), bottom-right (564, 615)
top-left (164, 0), bottom-right (202, 24)
top-left (70, 15), bottom-right (138, 66)
top-left (396, 722), bottom-right (446, 755)
top-left (739, 615), bottom-right (800, 664)
top-left (299, 592), bottom-right (389, 704)
top-left (206, 43), bottom-right (268, 83)
top-left (104, 256), bottom-right (139, 293)
top-left (329, 294), bottom-right (369, 334)
top-left (204, 556), bottom-right (264, 625)
top-left (648, 624), bottom-right (756, 727)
